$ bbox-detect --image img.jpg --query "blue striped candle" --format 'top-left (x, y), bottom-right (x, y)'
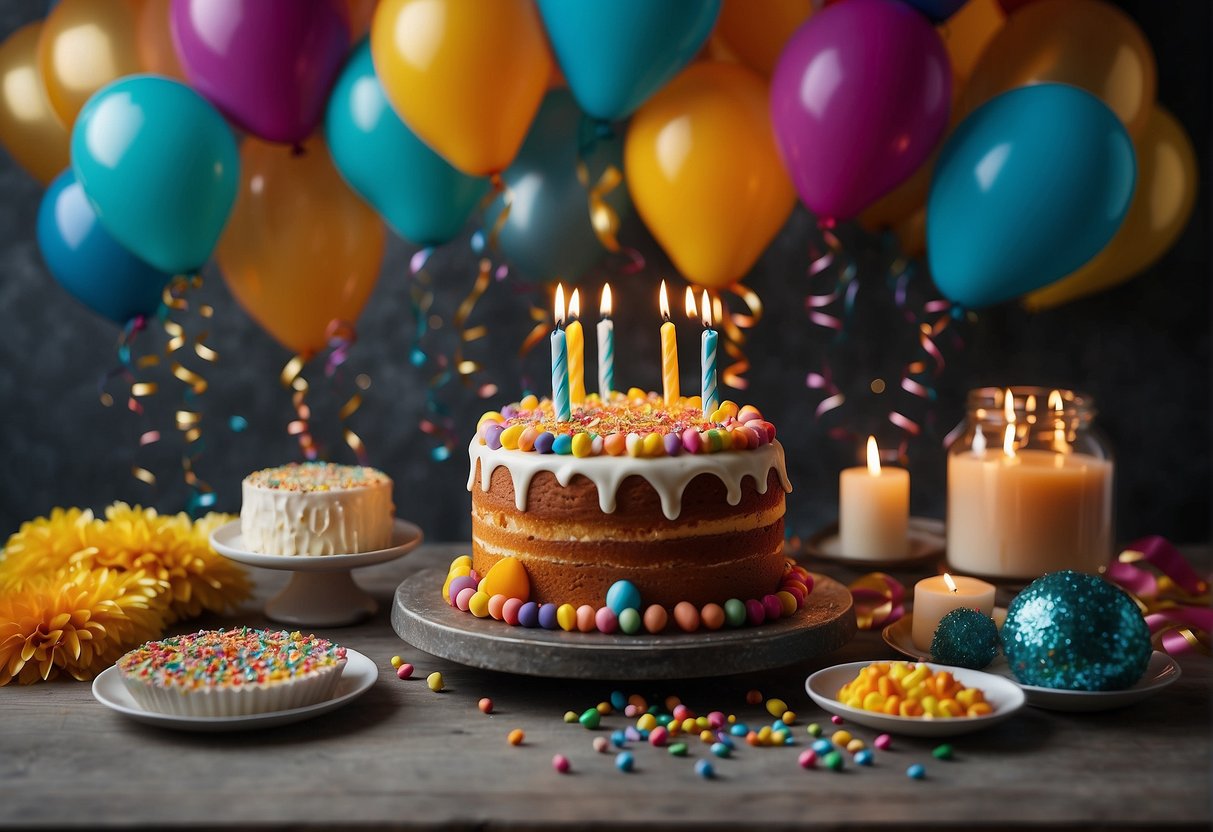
top-left (597, 283), bottom-right (614, 398)
top-left (551, 284), bottom-right (571, 421)
top-left (700, 290), bottom-right (718, 416)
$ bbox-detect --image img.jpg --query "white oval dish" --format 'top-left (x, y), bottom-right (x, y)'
top-left (91, 648), bottom-right (377, 732)
top-left (806, 660), bottom-right (1026, 737)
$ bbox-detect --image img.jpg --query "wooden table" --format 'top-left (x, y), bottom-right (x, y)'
top-left (2, 543), bottom-right (1208, 830)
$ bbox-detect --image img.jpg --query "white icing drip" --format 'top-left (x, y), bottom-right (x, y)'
top-left (467, 438), bottom-right (791, 521)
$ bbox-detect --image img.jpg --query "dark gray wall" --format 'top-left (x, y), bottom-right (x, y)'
top-left (1, 0), bottom-right (1208, 544)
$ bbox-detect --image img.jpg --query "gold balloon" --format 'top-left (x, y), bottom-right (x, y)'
top-left (714, 0), bottom-right (814, 77)
top-left (38, 0), bottom-right (143, 127)
top-left (217, 137), bottom-right (387, 356)
top-left (1025, 107), bottom-right (1197, 310)
top-left (940, 0), bottom-right (1004, 88)
top-left (0, 22), bottom-right (70, 184)
top-left (343, 0), bottom-right (378, 43)
top-left (962, 0), bottom-right (1156, 136)
top-left (135, 0), bottom-right (186, 81)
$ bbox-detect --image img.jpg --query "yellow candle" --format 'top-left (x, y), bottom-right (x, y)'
top-left (659, 280), bottom-right (679, 404)
top-left (911, 573), bottom-right (995, 651)
top-left (839, 436), bottom-right (909, 559)
top-left (566, 288), bottom-right (585, 405)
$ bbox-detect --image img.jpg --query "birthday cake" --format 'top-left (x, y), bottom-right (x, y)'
top-left (458, 390), bottom-right (807, 633)
top-left (241, 462), bottom-right (394, 556)
top-left (116, 627), bottom-right (347, 716)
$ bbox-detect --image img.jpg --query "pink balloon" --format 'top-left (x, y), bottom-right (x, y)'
top-left (171, 0), bottom-right (350, 145)
top-left (769, 0), bottom-right (951, 221)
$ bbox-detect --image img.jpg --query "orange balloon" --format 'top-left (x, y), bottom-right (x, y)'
top-left (962, 0), bottom-right (1156, 136)
top-left (0, 22), bottom-right (70, 184)
top-left (217, 137), bottom-right (386, 355)
top-left (940, 0), bottom-right (1004, 88)
top-left (859, 152), bottom-right (934, 238)
top-left (134, 0), bottom-right (186, 81)
top-left (713, 0), bottom-right (814, 77)
top-left (1025, 106), bottom-right (1197, 310)
top-left (370, 0), bottom-right (551, 176)
top-left (343, 0), bottom-right (378, 43)
top-left (38, 0), bottom-right (143, 127)
top-left (625, 62), bottom-right (796, 289)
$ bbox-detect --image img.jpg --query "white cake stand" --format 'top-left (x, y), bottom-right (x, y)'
top-left (210, 519), bottom-right (424, 627)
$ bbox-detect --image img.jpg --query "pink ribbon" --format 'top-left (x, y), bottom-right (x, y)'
top-left (1106, 536), bottom-right (1211, 656)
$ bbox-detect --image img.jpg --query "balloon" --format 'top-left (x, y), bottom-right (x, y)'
top-left (997, 0), bottom-right (1040, 11)
top-left (927, 84), bottom-right (1135, 309)
top-left (325, 42), bottom-right (488, 246)
top-left (371, 0), bottom-right (551, 176)
top-left (0, 22), bottom-right (70, 185)
top-left (38, 0), bottom-right (142, 126)
top-left (770, 0), bottom-right (951, 221)
top-left (712, 0), bottom-right (813, 77)
top-left (135, 0), bottom-right (187, 81)
top-left (71, 75), bottom-right (239, 274)
top-left (217, 137), bottom-right (386, 356)
top-left (536, 0), bottom-right (720, 121)
top-left (1025, 107), bottom-right (1197, 311)
top-left (487, 90), bottom-right (630, 282)
top-left (37, 170), bottom-right (173, 324)
top-left (941, 0), bottom-right (1004, 87)
top-left (626, 62), bottom-right (796, 289)
top-left (171, 0), bottom-right (350, 144)
top-left (343, 0), bottom-right (378, 42)
top-left (901, 0), bottom-right (968, 22)
top-left (962, 0), bottom-right (1156, 137)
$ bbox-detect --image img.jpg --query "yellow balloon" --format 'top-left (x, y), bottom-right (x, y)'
top-left (714, 0), bottom-right (814, 78)
top-left (963, 0), bottom-right (1156, 137)
top-left (135, 0), bottom-right (187, 82)
top-left (370, 0), bottom-right (551, 176)
top-left (625, 62), bottom-right (796, 289)
top-left (1025, 106), bottom-right (1197, 311)
top-left (0, 22), bottom-right (70, 185)
top-left (217, 138), bottom-right (387, 356)
top-left (940, 0), bottom-right (1004, 88)
top-left (38, 0), bottom-right (142, 127)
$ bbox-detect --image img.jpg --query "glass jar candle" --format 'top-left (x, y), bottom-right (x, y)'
top-left (947, 387), bottom-right (1113, 580)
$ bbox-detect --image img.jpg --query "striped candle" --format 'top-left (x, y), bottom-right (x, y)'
top-left (566, 289), bottom-right (585, 405)
top-left (659, 281), bottom-right (679, 404)
top-left (551, 284), bottom-right (570, 421)
top-left (700, 290), bottom-right (718, 416)
top-left (597, 283), bottom-right (614, 398)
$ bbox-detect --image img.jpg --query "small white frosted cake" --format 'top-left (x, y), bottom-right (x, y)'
top-left (241, 462), bottom-right (394, 555)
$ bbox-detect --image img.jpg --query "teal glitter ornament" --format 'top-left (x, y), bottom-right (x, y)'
top-left (930, 608), bottom-right (1000, 669)
top-left (1002, 571), bottom-right (1152, 691)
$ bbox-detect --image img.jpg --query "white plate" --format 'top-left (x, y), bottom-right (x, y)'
top-left (883, 614), bottom-right (1182, 712)
top-left (91, 648), bottom-right (377, 732)
top-left (806, 660), bottom-right (1025, 737)
top-left (210, 519), bottom-right (423, 571)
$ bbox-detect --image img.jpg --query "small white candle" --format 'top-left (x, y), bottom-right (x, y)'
top-left (838, 436), bottom-right (910, 560)
top-left (911, 573), bottom-right (996, 651)
top-left (597, 284), bottom-right (613, 398)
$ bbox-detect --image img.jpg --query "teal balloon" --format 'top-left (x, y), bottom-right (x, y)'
top-left (487, 90), bottom-right (630, 282)
top-left (927, 84), bottom-right (1135, 308)
top-left (537, 0), bottom-right (720, 121)
top-left (37, 170), bottom-right (173, 324)
top-left (325, 42), bottom-right (489, 246)
top-left (70, 75), bottom-right (239, 274)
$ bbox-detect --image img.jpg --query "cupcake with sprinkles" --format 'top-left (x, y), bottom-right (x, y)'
top-left (116, 627), bottom-right (347, 716)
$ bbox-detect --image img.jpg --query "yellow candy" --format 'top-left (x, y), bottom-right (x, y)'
top-left (831, 730), bottom-right (852, 746)
top-left (642, 432), bottom-right (664, 457)
top-left (519, 394), bottom-right (539, 410)
top-left (477, 410), bottom-right (505, 428)
top-left (696, 716), bottom-right (710, 730)
top-left (968, 702), bottom-right (993, 716)
top-left (777, 591), bottom-right (798, 617)
top-left (845, 695), bottom-right (864, 709)
top-left (765, 698), bottom-right (788, 717)
top-left (571, 432), bottom-right (594, 458)
top-left (862, 691), bottom-right (886, 711)
top-left (637, 713), bottom-right (657, 731)
top-left (772, 729), bottom-right (788, 745)
top-left (627, 434), bottom-right (645, 458)
top-left (717, 429), bottom-right (734, 451)
top-left (500, 424), bottom-right (524, 450)
top-left (597, 701), bottom-right (612, 715)
top-left (468, 591), bottom-right (490, 618)
top-left (427, 671), bottom-right (444, 692)
top-left (700, 730), bottom-right (714, 742)
top-left (718, 400), bottom-right (739, 418)
top-left (390, 656), bottom-right (403, 669)
top-left (781, 710), bottom-right (797, 725)
top-left (479, 556), bottom-right (531, 602)
top-left (847, 739), bottom-right (866, 753)
top-left (903, 665), bottom-right (930, 689)
top-left (449, 555), bottom-right (472, 571)
top-left (685, 395), bottom-right (702, 410)
top-left (626, 387), bottom-right (646, 400)
top-left (709, 407), bottom-right (729, 423)
top-left (557, 603), bottom-right (577, 632)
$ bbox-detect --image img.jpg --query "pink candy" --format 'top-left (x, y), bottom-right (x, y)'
top-left (762, 594), bottom-right (783, 621)
top-left (502, 597), bottom-right (523, 626)
top-left (798, 749), bottom-right (817, 769)
top-left (831, 715), bottom-right (845, 725)
top-left (681, 428), bottom-right (702, 454)
top-left (875, 733), bottom-right (892, 750)
top-left (649, 726), bottom-right (669, 747)
top-left (595, 607), bottom-right (619, 634)
top-left (455, 587), bottom-right (476, 611)
top-left (553, 754), bottom-right (571, 774)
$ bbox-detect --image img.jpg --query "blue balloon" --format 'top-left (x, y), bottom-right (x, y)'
top-left (37, 171), bottom-right (173, 324)
top-left (325, 42), bottom-right (489, 246)
top-left (927, 84), bottom-right (1135, 308)
top-left (899, 0), bottom-right (967, 22)
top-left (486, 90), bottom-right (630, 281)
top-left (71, 75), bottom-right (239, 274)
top-left (537, 0), bottom-right (720, 121)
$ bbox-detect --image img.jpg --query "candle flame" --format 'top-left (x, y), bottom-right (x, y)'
top-left (554, 283), bottom-right (565, 328)
top-left (568, 288), bottom-right (581, 322)
top-left (1051, 389), bottom-right (1070, 453)
top-left (1004, 388), bottom-right (1015, 423)
top-left (684, 286), bottom-right (697, 319)
top-left (713, 295), bottom-right (723, 324)
top-left (866, 435), bottom-right (881, 475)
top-left (700, 290), bottom-right (712, 328)
top-left (943, 573), bottom-right (958, 593)
top-left (600, 283), bottom-right (612, 318)
top-left (1003, 422), bottom-right (1016, 458)
top-left (1049, 389), bottom-right (1063, 412)
top-left (659, 280), bottom-right (670, 322)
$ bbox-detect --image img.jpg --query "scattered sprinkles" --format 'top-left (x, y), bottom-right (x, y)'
top-left (244, 461), bottom-right (390, 492)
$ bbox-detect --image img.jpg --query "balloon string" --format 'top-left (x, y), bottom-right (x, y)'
top-left (323, 318), bottom-right (368, 466)
top-left (803, 221), bottom-right (858, 428)
top-left (163, 274), bottom-right (216, 516)
top-left (280, 355), bottom-right (318, 462)
top-left (99, 315), bottom-right (162, 487)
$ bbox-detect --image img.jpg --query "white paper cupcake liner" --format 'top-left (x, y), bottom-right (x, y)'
top-left (121, 659), bottom-right (346, 717)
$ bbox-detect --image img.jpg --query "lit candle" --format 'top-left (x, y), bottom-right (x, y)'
top-left (551, 283), bottom-right (570, 421)
top-left (838, 436), bottom-right (910, 560)
top-left (597, 284), bottom-right (614, 398)
top-left (659, 280), bottom-right (679, 404)
top-left (566, 288), bottom-right (585, 405)
top-left (911, 572), bottom-right (996, 651)
top-left (699, 290), bottom-right (718, 416)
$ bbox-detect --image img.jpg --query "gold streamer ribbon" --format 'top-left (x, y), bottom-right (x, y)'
top-left (713, 283), bottom-right (763, 391)
top-left (848, 572), bottom-right (907, 631)
top-left (576, 161), bottom-right (624, 253)
top-left (161, 274), bottom-right (216, 513)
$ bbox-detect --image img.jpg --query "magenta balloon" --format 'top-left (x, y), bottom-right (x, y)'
top-left (769, 0), bottom-right (951, 221)
top-left (170, 0), bottom-right (350, 144)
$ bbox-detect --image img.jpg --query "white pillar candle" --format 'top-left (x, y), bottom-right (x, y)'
top-left (839, 436), bottom-right (909, 559)
top-left (911, 573), bottom-right (996, 651)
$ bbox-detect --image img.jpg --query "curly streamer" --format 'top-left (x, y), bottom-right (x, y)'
top-left (161, 275), bottom-right (216, 515)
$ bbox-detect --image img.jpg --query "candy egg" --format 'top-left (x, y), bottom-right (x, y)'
top-left (649, 726), bottom-right (668, 747)
top-left (777, 591), bottom-right (799, 617)
top-left (552, 434), bottom-right (573, 455)
top-left (875, 733), bottom-right (892, 751)
top-left (552, 754), bottom-right (571, 774)
top-left (695, 759), bottom-right (715, 779)
top-left (724, 599), bottom-right (747, 628)
top-left (579, 708), bottom-right (601, 730)
top-left (593, 736), bottom-right (610, 753)
top-left (606, 580), bottom-right (642, 615)
top-left (619, 608), bottom-right (642, 634)
top-left (455, 587), bottom-right (476, 612)
top-left (700, 603), bottom-right (725, 630)
top-left (673, 601), bottom-right (700, 632)
top-left (468, 591), bottom-right (491, 618)
top-left (390, 655), bottom-right (403, 669)
top-left (478, 697), bottom-right (493, 714)
top-left (762, 594), bottom-right (783, 621)
top-left (556, 603), bottom-right (577, 632)
top-left (534, 432), bottom-right (555, 454)
top-left (576, 604), bottom-right (597, 632)
top-left (448, 576), bottom-right (478, 605)
top-left (571, 432), bottom-right (594, 457)
top-left (595, 607), bottom-right (618, 634)
top-left (518, 427), bottom-right (539, 451)
top-left (855, 750), bottom-right (874, 766)
top-left (499, 424), bottom-right (524, 450)
top-left (483, 423), bottom-right (505, 450)
top-left (538, 603), bottom-right (559, 630)
top-left (427, 672), bottom-right (444, 692)
top-left (518, 602), bottom-right (540, 628)
top-left (745, 599), bottom-right (766, 626)
top-left (663, 433), bottom-right (682, 456)
top-left (643, 605), bottom-right (668, 633)
top-left (615, 751), bottom-right (635, 772)
top-left (907, 764), bottom-right (926, 780)
top-left (487, 594), bottom-right (507, 620)
top-left (681, 428), bottom-right (702, 454)
top-left (712, 742), bottom-right (731, 758)
top-left (395, 663), bottom-right (413, 680)
top-left (508, 728), bottom-right (525, 746)
top-left (502, 597), bottom-right (523, 626)
top-left (479, 556), bottom-right (531, 602)
top-left (604, 433), bottom-right (627, 456)
top-left (824, 751), bottom-right (844, 771)
top-left (798, 750), bottom-right (817, 769)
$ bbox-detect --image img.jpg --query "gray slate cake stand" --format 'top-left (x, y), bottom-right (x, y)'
top-left (392, 568), bottom-right (857, 680)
